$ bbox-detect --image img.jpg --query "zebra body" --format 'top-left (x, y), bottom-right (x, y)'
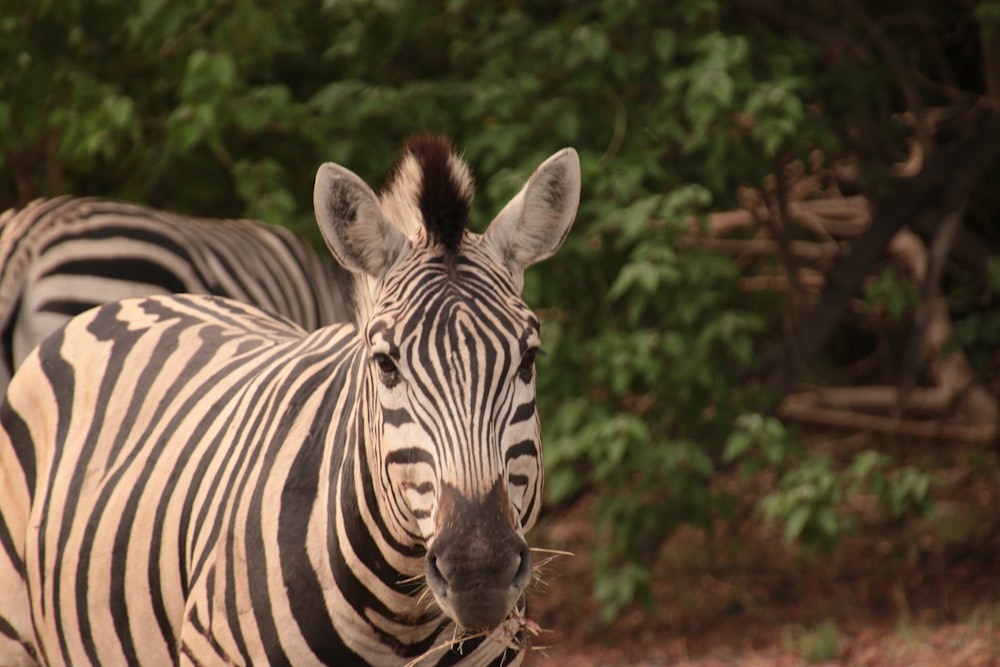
top-left (0, 137), bottom-right (581, 666)
top-left (0, 196), bottom-right (353, 389)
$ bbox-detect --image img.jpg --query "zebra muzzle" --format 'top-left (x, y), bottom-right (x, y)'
top-left (424, 481), bottom-right (533, 630)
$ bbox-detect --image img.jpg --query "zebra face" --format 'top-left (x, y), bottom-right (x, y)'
top-left (314, 137), bottom-right (580, 631)
top-left (363, 247), bottom-right (542, 629)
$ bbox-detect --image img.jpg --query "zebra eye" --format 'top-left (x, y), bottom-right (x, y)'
top-left (372, 353), bottom-right (401, 386)
top-left (517, 348), bottom-right (541, 383)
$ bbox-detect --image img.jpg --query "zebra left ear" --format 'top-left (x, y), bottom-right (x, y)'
top-left (483, 148), bottom-right (581, 288)
top-left (314, 162), bottom-right (408, 278)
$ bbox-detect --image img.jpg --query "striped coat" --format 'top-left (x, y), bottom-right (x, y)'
top-left (0, 196), bottom-right (353, 389)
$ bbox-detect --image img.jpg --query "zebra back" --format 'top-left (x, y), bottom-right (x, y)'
top-left (0, 196), bottom-right (354, 389)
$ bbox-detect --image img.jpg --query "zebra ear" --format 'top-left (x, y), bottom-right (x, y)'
top-left (483, 148), bottom-right (580, 286)
top-left (314, 162), bottom-right (408, 277)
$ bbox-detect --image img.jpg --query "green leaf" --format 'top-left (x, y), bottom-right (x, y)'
top-left (784, 505), bottom-right (811, 543)
top-left (722, 431), bottom-right (753, 463)
top-left (180, 50), bottom-right (238, 102)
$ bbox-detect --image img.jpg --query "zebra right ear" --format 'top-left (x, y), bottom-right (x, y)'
top-left (314, 162), bottom-right (408, 277)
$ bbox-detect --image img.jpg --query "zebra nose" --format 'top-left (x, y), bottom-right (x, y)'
top-left (427, 541), bottom-right (531, 592)
top-left (425, 541), bottom-right (532, 630)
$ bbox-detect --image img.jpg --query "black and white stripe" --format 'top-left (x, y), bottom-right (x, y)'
top-left (0, 137), bottom-right (580, 666)
top-left (0, 196), bottom-right (354, 390)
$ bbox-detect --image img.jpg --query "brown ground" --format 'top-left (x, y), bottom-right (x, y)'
top-left (524, 454), bottom-right (1000, 667)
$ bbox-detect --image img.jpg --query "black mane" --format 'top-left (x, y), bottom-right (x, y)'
top-left (405, 135), bottom-right (472, 259)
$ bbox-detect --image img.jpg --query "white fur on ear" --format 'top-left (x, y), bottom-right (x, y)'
top-left (483, 148), bottom-right (580, 288)
top-left (313, 162), bottom-right (408, 278)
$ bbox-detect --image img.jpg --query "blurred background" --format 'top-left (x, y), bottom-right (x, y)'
top-left (4, 1), bottom-right (1000, 664)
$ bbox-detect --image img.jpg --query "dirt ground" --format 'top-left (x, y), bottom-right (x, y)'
top-left (524, 457), bottom-right (1000, 667)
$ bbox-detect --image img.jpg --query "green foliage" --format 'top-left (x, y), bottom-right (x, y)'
top-left (543, 203), bottom-right (766, 618)
top-left (863, 265), bottom-right (921, 324)
top-left (1, 0), bottom-right (973, 623)
top-left (726, 417), bottom-right (934, 553)
top-left (755, 446), bottom-right (934, 552)
top-left (723, 413), bottom-right (798, 472)
top-left (759, 454), bottom-right (846, 550)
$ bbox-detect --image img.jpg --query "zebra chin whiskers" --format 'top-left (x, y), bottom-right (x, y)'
top-left (526, 546), bottom-right (575, 593)
top-left (395, 571), bottom-right (432, 605)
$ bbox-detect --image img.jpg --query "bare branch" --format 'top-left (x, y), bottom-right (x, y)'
top-left (778, 401), bottom-right (996, 443)
top-left (756, 112), bottom-right (1000, 391)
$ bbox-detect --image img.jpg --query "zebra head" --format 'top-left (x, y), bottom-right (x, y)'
top-left (313, 137), bottom-right (580, 631)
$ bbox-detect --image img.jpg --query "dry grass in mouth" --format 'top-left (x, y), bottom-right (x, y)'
top-left (400, 547), bottom-right (575, 666)
top-left (401, 609), bottom-right (545, 667)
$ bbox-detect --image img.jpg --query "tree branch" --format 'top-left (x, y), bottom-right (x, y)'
top-left (756, 112), bottom-right (1000, 391)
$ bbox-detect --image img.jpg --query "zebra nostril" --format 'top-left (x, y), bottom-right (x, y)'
top-left (512, 544), bottom-right (532, 590)
top-left (426, 553), bottom-right (448, 592)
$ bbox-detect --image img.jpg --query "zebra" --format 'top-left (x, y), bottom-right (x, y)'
top-left (0, 135), bottom-right (581, 666)
top-left (0, 196), bottom-right (354, 391)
